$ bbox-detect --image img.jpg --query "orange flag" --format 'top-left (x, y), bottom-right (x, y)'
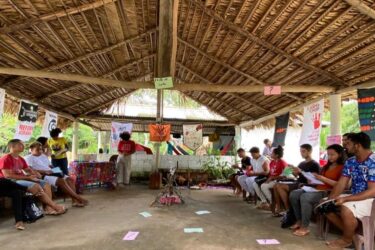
top-left (149, 124), bottom-right (171, 142)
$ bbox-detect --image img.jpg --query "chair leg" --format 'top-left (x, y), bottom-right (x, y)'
top-left (324, 218), bottom-right (330, 241)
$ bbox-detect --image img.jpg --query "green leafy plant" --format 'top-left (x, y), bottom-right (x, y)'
top-left (202, 156), bottom-right (235, 180)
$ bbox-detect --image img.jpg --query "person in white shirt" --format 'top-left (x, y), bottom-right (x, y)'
top-left (237, 147), bottom-right (270, 202)
top-left (25, 142), bottom-right (88, 207)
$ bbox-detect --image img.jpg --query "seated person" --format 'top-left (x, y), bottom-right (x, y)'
top-left (230, 148), bottom-right (251, 196)
top-left (254, 146), bottom-right (287, 210)
top-left (289, 144), bottom-right (345, 236)
top-left (324, 132), bottom-right (375, 249)
top-left (273, 144), bottom-right (320, 214)
top-left (0, 139), bottom-right (66, 215)
top-left (25, 142), bottom-right (88, 207)
top-left (36, 136), bottom-right (52, 157)
top-left (238, 147), bottom-right (269, 203)
top-left (0, 178), bottom-right (27, 230)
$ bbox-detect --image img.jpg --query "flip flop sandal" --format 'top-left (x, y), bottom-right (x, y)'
top-left (272, 213), bottom-right (283, 217)
top-left (45, 210), bottom-right (58, 216)
top-left (15, 223), bottom-right (25, 230)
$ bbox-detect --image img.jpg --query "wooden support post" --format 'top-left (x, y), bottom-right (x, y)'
top-left (329, 94), bottom-right (342, 136)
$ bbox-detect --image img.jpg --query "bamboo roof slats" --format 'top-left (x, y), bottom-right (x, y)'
top-left (0, 0), bottom-right (374, 129)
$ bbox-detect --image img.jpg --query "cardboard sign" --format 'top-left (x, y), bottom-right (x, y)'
top-left (327, 135), bottom-right (342, 146)
top-left (264, 86), bottom-right (281, 95)
top-left (154, 77), bottom-right (173, 89)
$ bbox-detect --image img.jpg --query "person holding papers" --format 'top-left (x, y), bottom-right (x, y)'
top-left (274, 144), bottom-right (320, 215)
top-left (289, 144), bottom-right (345, 237)
top-left (324, 132), bottom-right (375, 249)
top-left (25, 142), bottom-right (88, 207)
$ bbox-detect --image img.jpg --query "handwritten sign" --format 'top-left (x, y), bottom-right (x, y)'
top-left (327, 135), bottom-right (342, 146)
top-left (154, 77), bottom-right (173, 89)
top-left (264, 86), bottom-right (281, 96)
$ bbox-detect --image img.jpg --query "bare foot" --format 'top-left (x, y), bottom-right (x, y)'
top-left (293, 228), bottom-right (310, 237)
top-left (15, 221), bottom-right (25, 230)
top-left (326, 238), bottom-right (352, 249)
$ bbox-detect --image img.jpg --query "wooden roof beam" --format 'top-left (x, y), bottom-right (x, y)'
top-left (0, 0), bottom-right (118, 34)
top-left (0, 67), bottom-right (335, 93)
top-left (186, 0), bottom-right (349, 87)
top-left (345, 0), bottom-right (375, 20)
top-left (2, 29), bottom-right (157, 87)
top-left (240, 79), bottom-right (375, 127)
top-left (38, 55), bottom-right (155, 101)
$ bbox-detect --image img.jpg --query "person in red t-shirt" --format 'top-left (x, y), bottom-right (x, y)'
top-left (253, 146), bottom-right (288, 210)
top-left (0, 139), bottom-right (67, 215)
top-left (116, 132), bottom-right (136, 186)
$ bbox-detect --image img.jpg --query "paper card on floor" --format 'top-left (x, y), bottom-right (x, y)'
top-left (123, 231), bottom-right (139, 241)
top-left (184, 228), bottom-right (204, 233)
top-left (195, 210), bottom-right (211, 215)
top-left (256, 239), bottom-right (280, 245)
top-left (139, 212), bottom-right (152, 218)
top-left (51, 167), bottom-right (63, 174)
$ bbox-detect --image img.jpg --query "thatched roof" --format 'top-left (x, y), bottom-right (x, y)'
top-left (0, 0), bottom-right (374, 129)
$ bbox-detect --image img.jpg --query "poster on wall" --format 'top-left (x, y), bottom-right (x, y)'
top-left (0, 88), bottom-right (5, 117)
top-left (272, 113), bottom-right (289, 147)
top-left (41, 111), bottom-right (58, 137)
top-left (183, 124), bottom-right (203, 150)
top-left (14, 100), bottom-right (38, 141)
top-left (111, 122), bottom-right (133, 148)
top-left (149, 124), bottom-right (171, 142)
top-left (299, 99), bottom-right (324, 147)
top-left (358, 88), bottom-right (375, 141)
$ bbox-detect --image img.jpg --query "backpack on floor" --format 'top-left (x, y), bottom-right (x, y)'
top-left (22, 194), bottom-right (44, 223)
top-left (280, 209), bottom-right (296, 228)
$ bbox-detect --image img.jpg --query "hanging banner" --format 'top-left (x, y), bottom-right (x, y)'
top-left (14, 100), bottom-right (38, 141)
top-left (0, 88), bottom-right (5, 117)
top-left (111, 122), bottom-right (133, 148)
top-left (272, 113), bottom-right (289, 147)
top-left (149, 124), bottom-right (171, 142)
top-left (327, 135), bottom-right (342, 146)
top-left (358, 88), bottom-right (375, 141)
top-left (41, 111), bottom-right (58, 137)
top-left (154, 77), bottom-right (173, 89)
top-left (183, 124), bottom-right (203, 150)
top-left (299, 100), bottom-right (324, 147)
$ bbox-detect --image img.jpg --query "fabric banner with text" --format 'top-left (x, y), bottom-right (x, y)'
top-left (272, 113), bottom-right (289, 147)
top-left (299, 100), bottom-right (324, 147)
top-left (111, 122), bottom-right (133, 149)
top-left (358, 88), bottom-right (375, 141)
top-left (14, 100), bottom-right (38, 141)
top-left (41, 111), bottom-right (58, 137)
top-left (149, 124), bottom-right (171, 142)
top-left (0, 88), bottom-right (5, 117)
top-left (183, 124), bottom-right (203, 150)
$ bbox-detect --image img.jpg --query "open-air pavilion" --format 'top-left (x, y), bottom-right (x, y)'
top-left (0, 0), bottom-right (375, 249)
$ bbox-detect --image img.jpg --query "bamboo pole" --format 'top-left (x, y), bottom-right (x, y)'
top-left (345, 0), bottom-right (375, 20)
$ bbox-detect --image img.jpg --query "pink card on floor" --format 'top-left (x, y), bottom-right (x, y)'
top-left (123, 231), bottom-right (139, 241)
top-left (256, 239), bottom-right (280, 245)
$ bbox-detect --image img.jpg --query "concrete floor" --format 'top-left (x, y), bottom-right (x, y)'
top-left (0, 185), bottom-right (334, 250)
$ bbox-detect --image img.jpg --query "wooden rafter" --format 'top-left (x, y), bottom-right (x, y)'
top-left (186, 0), bottom-right (349, 87)
top-left (0, 67), bottom-right (335, 93)
top-left (0, 0), bottom-right (118, 34)
top-left (2, 29), bottom-right (157, 87)
top-left (345, 0), bottom-right (375, 20)
top-left (38, 55), bottom-right (155, 101)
